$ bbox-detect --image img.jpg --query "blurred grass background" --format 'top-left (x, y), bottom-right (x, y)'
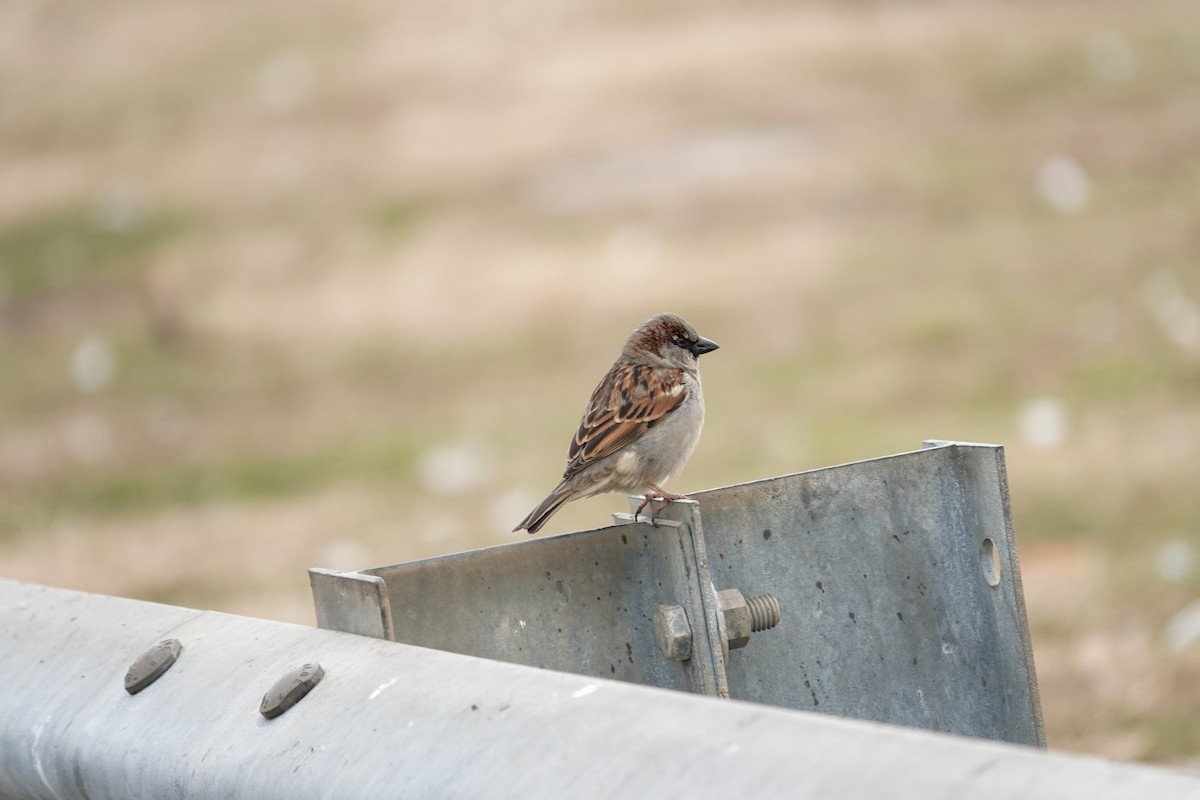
top-left (2, 0), bottom-right (1199, 766)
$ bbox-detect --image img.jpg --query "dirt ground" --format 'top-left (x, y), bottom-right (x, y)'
top-left (2, 0), bottom-right (1200, 768)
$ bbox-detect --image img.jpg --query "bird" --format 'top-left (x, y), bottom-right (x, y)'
top-left (514, 312), bottom-right (719, 534)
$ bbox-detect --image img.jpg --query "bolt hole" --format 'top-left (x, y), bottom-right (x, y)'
top-left (980, 537), bottom-right (1002, 587)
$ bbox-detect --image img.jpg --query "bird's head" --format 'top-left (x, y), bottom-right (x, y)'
top-left (622, 313), bottom-right (719, 368)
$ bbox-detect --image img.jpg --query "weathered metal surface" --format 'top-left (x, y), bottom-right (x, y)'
top-left (338, 518), bottom-right (726, 695)
top-left (647, 441), bottom-right (1044, 745)
top-left (0, 579), bottom-right (1196, 800)
top-left (611, 501), bottom-right (731, 696)
top-left (312, 442), bottom-right (1043, 746)
top-left (309, 568), bottom-right (394, 640)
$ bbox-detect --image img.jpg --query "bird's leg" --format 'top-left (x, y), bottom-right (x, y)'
top-left (638, 484), bottom-right (691, 526)
top-left (647, 483), bottom-right (690, 502)
top-left (633, 495), bottom-right (651, 520)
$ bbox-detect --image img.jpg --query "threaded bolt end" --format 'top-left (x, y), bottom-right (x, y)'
top-left (746, 593), bottom-right (782, 632)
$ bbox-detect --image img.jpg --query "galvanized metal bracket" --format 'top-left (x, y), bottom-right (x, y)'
top-left (312, 518), bottom-right (727, 695)
top-left (309, 441), bottom-right (1044, 746)
top-left (309, 569), bottom-right (394, 640)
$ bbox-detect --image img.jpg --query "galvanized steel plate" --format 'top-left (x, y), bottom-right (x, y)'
top-left (313, 520), bottom-right (726, 696)
top-left (648, 441), bottom-right (1044, 745)
top-left (312, 441), bottom-right (1043, 746)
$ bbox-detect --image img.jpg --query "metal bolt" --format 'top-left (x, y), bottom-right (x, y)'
top-left (746, 593), bottom-right (783, 632)
top-left (125, 639), bottom-right (182, 695)
top-left (717, 589), bottom-right (782, 650)
top-left (654, 604), bottom-right (693, 661)
top-left (260, 662), bottom-right (325, 720)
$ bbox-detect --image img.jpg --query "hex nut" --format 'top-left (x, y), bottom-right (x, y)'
top-left (654, 604), bottom-right (693, 661)
top-left (718, 589), bottom-right (782, 651)
top-left (718, 589), bottom-right (754, 650)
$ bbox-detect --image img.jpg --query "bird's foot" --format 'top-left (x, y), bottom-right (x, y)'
top-left (635, 485), bottom-right (691, 527)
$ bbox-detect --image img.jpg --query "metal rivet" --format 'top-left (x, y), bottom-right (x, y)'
top-left (260, 662), bottom-right (325, 720)
top-left (654, 605), bottom-right (693, 661)
top-left (125, 639), bottom-right (182, 695)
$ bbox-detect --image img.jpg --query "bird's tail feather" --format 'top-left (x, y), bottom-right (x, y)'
top-left (514, 484), bottom-right (574, 534)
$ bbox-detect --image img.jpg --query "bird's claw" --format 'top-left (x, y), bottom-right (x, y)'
top-left (634, 493), bottom-right (672, 526)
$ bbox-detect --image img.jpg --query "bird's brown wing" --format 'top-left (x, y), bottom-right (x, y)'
top-left (563, 364), bottom-right (688, 480)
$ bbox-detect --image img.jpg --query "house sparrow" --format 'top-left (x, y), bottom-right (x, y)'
top-left (514, 312), bottom-right (719, 534)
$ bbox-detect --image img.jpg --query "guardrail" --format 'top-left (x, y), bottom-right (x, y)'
top-left (1, 579), bottom-right (1197, 799)
top-left (4, 442), bottom-right (1197, 798)
top-left (313, 441), bottom-right (1043, 744)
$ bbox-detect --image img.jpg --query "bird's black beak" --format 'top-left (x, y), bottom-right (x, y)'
top-left (690, 336), bottom-right (719, 356)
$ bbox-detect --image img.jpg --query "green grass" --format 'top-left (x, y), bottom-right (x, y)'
top-left (368, 195), bottom-right (441, 239)
top-left (0, 205), bottom-right (184, 299)
top-left (19, 430), bottom-right (424, 524)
